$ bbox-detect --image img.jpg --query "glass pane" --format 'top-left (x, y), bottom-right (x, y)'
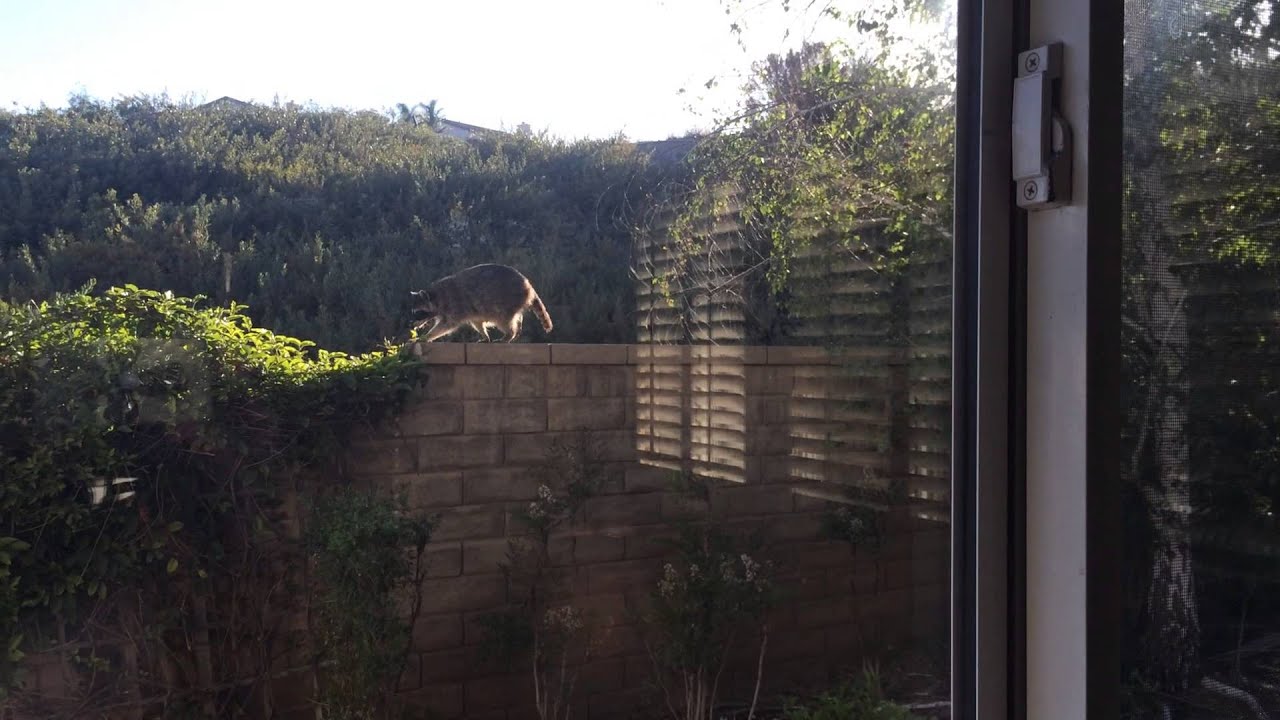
top-left (1122, 1), bottom-right (1280, 716)
top-left (631, 6), bottom-right (956, 718)
top-left (0, 2), bottom-right (954, 718)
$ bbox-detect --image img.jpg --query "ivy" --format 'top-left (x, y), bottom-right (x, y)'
top-left (0, 284), bottom-right (424, 709)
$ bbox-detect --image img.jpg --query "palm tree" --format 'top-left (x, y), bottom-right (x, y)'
top-left (391, 100), bottom-right (445, 131)
top-left (418, 100), bottom-right (445, 131)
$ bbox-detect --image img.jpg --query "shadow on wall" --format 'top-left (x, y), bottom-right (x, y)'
top-left (632, 344), bottom-right (948, 525)
top-left (632, 198), bottom-right (951, 524)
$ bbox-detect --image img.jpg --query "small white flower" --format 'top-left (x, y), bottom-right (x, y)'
top-left (544, 606), bottom-right (584, 633)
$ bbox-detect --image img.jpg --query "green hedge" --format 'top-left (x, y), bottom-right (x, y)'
top-left (0, 285), bottom-right (423, 701)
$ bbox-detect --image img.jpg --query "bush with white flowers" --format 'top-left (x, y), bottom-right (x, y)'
top-left (644, 478), bottom-right (778, 720)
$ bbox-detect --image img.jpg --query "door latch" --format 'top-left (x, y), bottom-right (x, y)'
top-left (1013, 43), bottom-right (1072, 210)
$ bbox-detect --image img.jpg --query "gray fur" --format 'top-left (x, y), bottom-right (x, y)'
top-left (411, 264), bottom-right (553, 343)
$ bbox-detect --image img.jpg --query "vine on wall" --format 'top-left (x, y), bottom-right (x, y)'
top-left (0, 284), bottom-right (424, 716)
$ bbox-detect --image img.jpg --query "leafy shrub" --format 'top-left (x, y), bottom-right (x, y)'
top-left (643, 475), bottom-right (777, 720)
top-left (782, 666), bottom-right (920, 720)
top-left (478, 432), bottom-right (610, 720)
top-left (306, 489), bottom-right (434, 720)
top-left (0, 284), bottom-right (422, 710)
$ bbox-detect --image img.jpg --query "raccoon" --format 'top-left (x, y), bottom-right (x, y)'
top-left (410, 264), bottom-right (553, 343)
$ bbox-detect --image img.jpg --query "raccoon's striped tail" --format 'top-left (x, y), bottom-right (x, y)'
top-left (529, 293), bottom-right (553, 333)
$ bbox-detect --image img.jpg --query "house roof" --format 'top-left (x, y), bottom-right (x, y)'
top-left (197, 96), bottom-right (251, 111)
top-left (437, 118), bottom-right (498, 135)
top-left (189, 100), bottom-right (696, 164)
top-left (635, 136), bottom-right (699, 165)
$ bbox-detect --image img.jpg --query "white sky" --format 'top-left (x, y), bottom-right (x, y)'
top-left (0, 0), bottom-right (881, 140)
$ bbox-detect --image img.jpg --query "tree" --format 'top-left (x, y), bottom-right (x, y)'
top-left (655, 27), bottom-right (953, 344)
top-left (392, 99), bottom-right (445, 131)
top-left (1123, 0), bottom-right (1200, 701)
top-left (1122, 0), bottom-right (1280, 715)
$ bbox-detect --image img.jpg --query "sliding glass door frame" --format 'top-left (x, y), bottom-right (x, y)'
top-left (951, 0), bottom-right (1019, 717)
top-left (952, 0), bottom-right (1124, 717)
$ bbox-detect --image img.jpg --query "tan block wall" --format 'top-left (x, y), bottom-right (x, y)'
top-left (13, 343), bottom-right (946, 720)
top-left (346, 343), bottom-right (949, 720)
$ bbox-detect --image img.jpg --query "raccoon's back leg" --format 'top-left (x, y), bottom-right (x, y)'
top-left (470, 322), bottom-right (491, 342)
top-left (506, 313), bottom-right (524, 343)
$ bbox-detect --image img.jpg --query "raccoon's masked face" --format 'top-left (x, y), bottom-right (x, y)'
top-left (410, 289), bottom-right (440, 321)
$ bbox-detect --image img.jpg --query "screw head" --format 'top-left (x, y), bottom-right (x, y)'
top-left (1022, 180), bottom-right (1040, 200)
top-left (1024, 52), bottom-right (1041, 73)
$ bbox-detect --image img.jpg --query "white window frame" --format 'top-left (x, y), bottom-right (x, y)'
top-left (953, 0), bottom-right (1122, 717)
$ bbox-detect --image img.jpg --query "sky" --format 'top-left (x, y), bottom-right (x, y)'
top-left (0, 0), bottom-right (881, 141)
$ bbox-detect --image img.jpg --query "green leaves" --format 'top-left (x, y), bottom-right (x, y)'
top-left (0, 538), bottom-right (31, 561)
top-left (783, 666), bottom-right (921, 720)
top-left (663, 41), bottom-right (953, 343)
top-left (0, 97), bottom-right (651, 350)
top-left (6, 634), bottom-right (24, 663)
top-left (0, 285), bottom-right (424, 697)
top-left (305, 489), bottom-right (434, 716)
top-left (641, 476), bottom-right (777, 720)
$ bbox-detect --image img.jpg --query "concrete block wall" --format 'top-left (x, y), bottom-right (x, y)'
top-left (10, 343), bottom-right (946, 720)
top-left (346, 343), bottom-right (949, 720)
